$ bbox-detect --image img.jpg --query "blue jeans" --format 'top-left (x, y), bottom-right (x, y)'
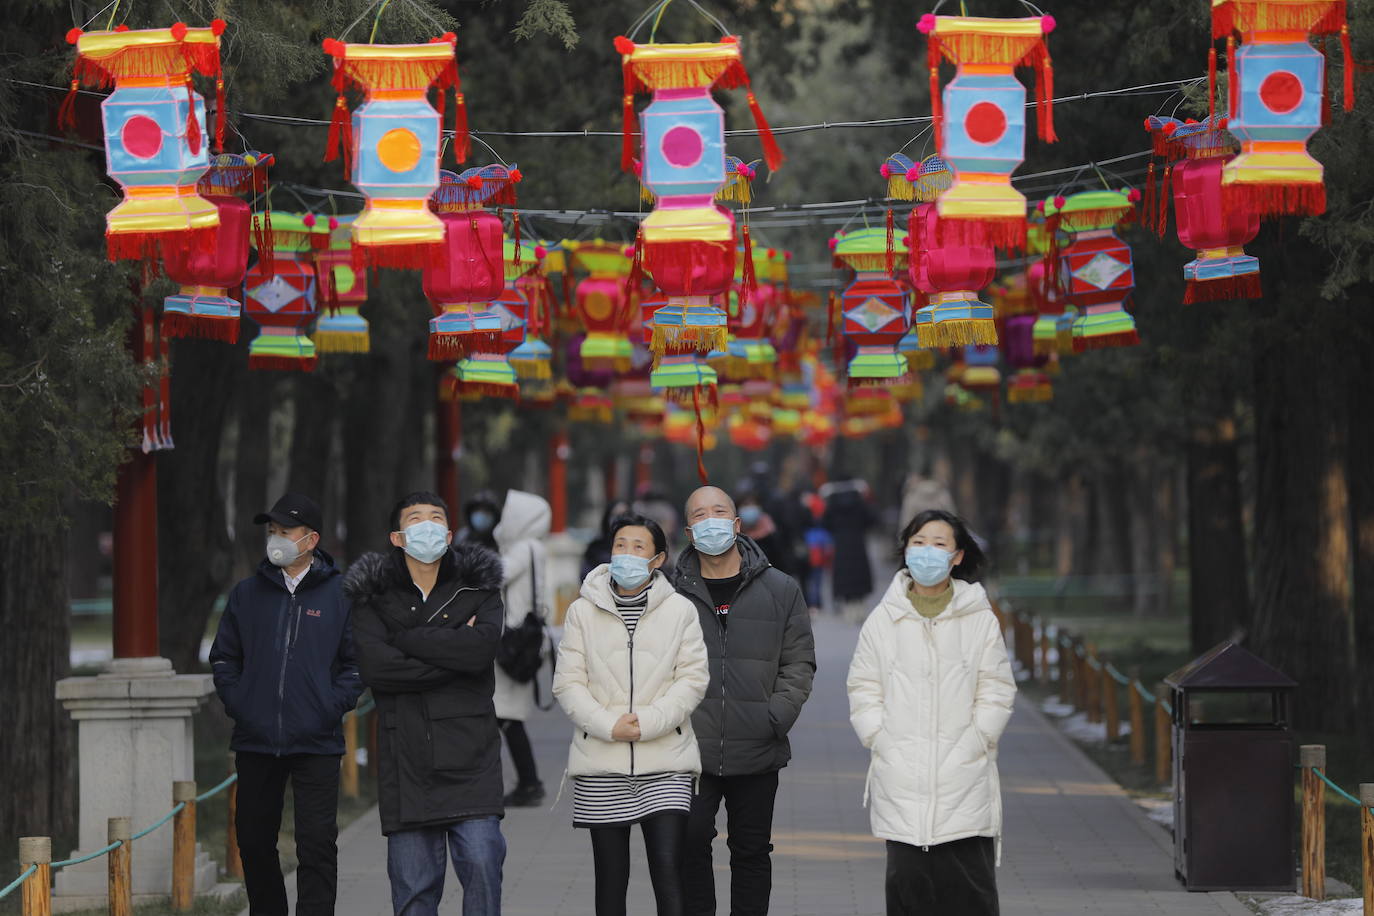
top-left (386, 817), bottom-right (505, 916)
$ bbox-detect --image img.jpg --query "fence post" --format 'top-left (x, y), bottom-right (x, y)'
top-left (342, 711), bottom-right (360, 799)
top-left (18, 836), bottom-right (51, 916)
top-left (1128, 667), bottom-right (1146, 765)
top-left (1154, 683), bottom-right (1171, 787)
top-left (1298, 746), bottom-right (1325, 900)
top-left (1103, 663), bottom-right (1119, 742)
top-left (1074, 642), bottom-right (1088, 713)
top-left (1058, 638), bottom-right (1072, 705)
top-left (1038, 626), bottom-right (1051, 686)
top-left (1085, 646), bottom-right (1100, 724)
top-left (1360, 784), bottom-right (1373, 916)
top-left (172, 781), bottom-right (196, 911)
top-left (108, 816), bottom-right (132, 916)
top-left (226, 756), bottom-right (243, 879)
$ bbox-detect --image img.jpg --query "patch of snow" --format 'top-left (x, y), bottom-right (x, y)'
top-left (1133, 796), bottom-right (1173, 830)
top-left (1244, 895), bottom-right (1363, 915)
top-left (1055, 710), bottom-right (1132, 744)
top-left (1041, 696), bottom-right (1075, 718)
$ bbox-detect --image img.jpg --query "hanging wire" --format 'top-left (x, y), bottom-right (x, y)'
top-left (340, 0), bottom-right (388, 42)
top-left (369, 0), bottom-right (396, 43)
top-left (78, 0), bottom-right (118, 30)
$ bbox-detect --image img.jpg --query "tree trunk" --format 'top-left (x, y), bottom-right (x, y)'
top-left (158, 339), bottom-right (237, 673)
top-left (1346, 292), bottom-right (1374, 757)
top-left (0, 525), bottom-right (76, 865)
top-left (343, 352), bottom-right (413, 561)
top-left (287, 371), bottom-right (338, 509)
top-left (1249, 285), bottom-right (1354, 732)
top-left (1128, 459), bottom-right (1159, 618)
top-left (1055, 473), bottom-right (1087, 578)
top-left (233, 369), bottom-right (275, 581)
top-left (1185, 414), bottom-right (1250, 653)
top-left (1156, 467), bottom-right (1179, 617)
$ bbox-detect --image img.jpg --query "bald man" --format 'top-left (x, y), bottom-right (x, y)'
top-left (675, 486), bottom-right (816, 916)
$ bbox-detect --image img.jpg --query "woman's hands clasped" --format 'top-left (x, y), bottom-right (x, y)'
top-left (611, 713), bottom-right (641, 742)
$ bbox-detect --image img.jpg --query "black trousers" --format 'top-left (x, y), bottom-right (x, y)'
top-left (498, 718), bottom-right (540, 787)
top-left (235, 751), bottom-right (341, 916)
top-left (682, 771), bottom-right (779, 916)
top-left (590, 812), bottom-right (687, 916)
top-left (885, 836), bottom-right (999, 916)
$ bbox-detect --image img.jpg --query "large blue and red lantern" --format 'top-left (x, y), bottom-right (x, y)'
top-left (919, 13), bottom-right (1056, 250)
top-left (1212, 0), bottom-right (1351, 217)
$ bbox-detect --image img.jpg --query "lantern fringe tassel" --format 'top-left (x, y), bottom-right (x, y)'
top-left (916, 319), bottom-right (999, 348)
top-left (582, 356), bottom-right (633, 374)
top-left (457, 381), bottom-right (519, 399)
top-left (904, 348), bottom-right (936, 371)
top-left (1183, 272), bottom-right (1262, 304)
top-left (511, 358), bottom-right (552, 380)
top-left (1007, 381), bottom-right (1053, 403)
top-left (161, 312), bottom-right (239, 343)
top-left (936, 217), bottom-right (1027, 252)
top-left (248, 355), bottom-right (318, 372)
top-left (1073, 329), bottom-right (1141, 352)
top-left (427, 331), bottom-right (503, 362)
top-left (315, 329), bottom-right (371, 353)
top-left (1211, 1), bottom-right (1347, 40)
top-left (362, 242), bottom-right (444, 270)
top-left (651, 324), bottom-right (728, 355)
top-left (107, 227), bottom-right (216, 264)
top-left (1032, 336), bottom-right (1060, 357)
top-left (1224, 182), bottom-right (1327, 218)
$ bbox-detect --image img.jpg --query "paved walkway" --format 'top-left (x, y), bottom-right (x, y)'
top-left (246, 617), bottom-right (1251, 915)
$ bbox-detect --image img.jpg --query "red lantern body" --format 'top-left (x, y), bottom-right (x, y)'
top-left (909, 203), bottom-right (997, 346)
top-left (1173, 157), bottom-right (1262, 303)
top-left (161, 194), bottom-right (251, 341)
top-left (422, 210), bottom-right (505, 305)
top-left (645, 238), bottom-right (735, 297)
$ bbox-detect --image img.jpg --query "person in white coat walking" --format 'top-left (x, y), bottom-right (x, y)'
top-left (493, 489), bottom-right (552, 807)
top-left (847, 509), bottom-right (1016, 916)
top-left (553, 514), bottom-right (709, 916)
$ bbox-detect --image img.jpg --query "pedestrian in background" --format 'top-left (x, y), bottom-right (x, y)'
top-left (847, 509), bottom-right (1015, 916)
top-left (821, 476), bottom-right (876, 622)
top-left (554, 513), bottom-right (709, 916)
top-left (582, 499), bottom-right (633, 578)
top-left (210, 492), bottom-right (363, 916)
top-left (458, 491), bottom-right (501, 552)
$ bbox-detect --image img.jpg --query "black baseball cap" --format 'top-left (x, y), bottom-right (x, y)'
top-left (254, 493), bottom-right (322, 533)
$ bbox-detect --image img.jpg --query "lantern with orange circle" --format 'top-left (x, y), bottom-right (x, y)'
top-left (243, 212), bottom-right (329, 371)
top-left (65, 22), bottom-right (226, 262)
top-left (568, 241), bottom-right (636, 373)
top-left (322, 35), bottom-right (464, 267)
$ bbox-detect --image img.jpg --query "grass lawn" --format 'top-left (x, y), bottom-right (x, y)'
top-left (1009, 589), bottom-right (1366, 894)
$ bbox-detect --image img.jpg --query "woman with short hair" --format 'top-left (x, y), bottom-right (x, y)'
top-left (847, 509), bottom-right (1016, 916)
top-left (554, 514), bottom-right (709, 916)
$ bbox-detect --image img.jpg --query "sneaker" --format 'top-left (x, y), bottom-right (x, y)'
top-left (504, 782), bottom-right (545, 807)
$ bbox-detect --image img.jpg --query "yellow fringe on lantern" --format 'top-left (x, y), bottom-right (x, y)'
top-left (511, 359), bottom-right (552, 380)
top-left (1032, 337), bottom-right (1059, 357)
top-left (314, 329), bottom-right (371, 354)
top-left (887, 176), bottom-right (916, 201)
top-left (726, 358), bottom-right (775, 380)
top-left (1008, 383), bottom-right (1053, 404)
top-left (921, 318), bottom-right (999, 348)
top-left (331, 43), bottom-right (453, 92)
top-left (650, 324), bottom-right (728, 357)
top-left (582, 357), bottom-right (633, 374)
top-left (716, 174), bottom-right (753, 205)
top-left (835, 251), bottom-right (905, 272)
top-left (904, 348), bottom-right (936, 371)
top-left (640, 183), bottom-right (657, 205)
top-left (1212, 0), bottom-right (1346, 39)
top-left (626, 42), bottom-right (742, 91)
top-left (929, 18), bottom-right (1047, 67)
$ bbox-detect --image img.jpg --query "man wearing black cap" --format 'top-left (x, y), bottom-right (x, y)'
top-left (210, 493), bottom-right (363, 916)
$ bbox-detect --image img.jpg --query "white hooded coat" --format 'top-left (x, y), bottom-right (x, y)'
top-left (493, 490), bottom-right (552, 721)
top-left (553, 567), bottom-right (708, 776)
top-left (846, 573), bottom-right (1016, 856)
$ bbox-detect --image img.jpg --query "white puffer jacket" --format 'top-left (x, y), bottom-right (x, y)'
top-left (553, 567), bottom-right (709, 777)
top-left (847, 573), bottom-right (1016, 856)
top-left (493, 490), bottom-right (552, 721)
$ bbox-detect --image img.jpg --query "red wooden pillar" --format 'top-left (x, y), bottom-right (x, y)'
top-left (603, 456), bottom-right (620, 506)
top-left (635, 443), bottom-right (654, 496)
top-left (113, 303), bottom-right (160, 660)
top-left (435, 367), bottom-right (461, 516)
top-left (549, 429), bottom-right (569, 534)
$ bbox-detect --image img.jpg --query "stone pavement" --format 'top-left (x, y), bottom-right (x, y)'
top-left (246, 616), bottom-right (1252, 915)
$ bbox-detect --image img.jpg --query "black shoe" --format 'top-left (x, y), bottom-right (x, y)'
top-left (504, 782), bottom-right (545, 807)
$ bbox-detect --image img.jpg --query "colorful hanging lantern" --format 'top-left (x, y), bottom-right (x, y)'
top-left (490, 238), bottom-right (542, 382)
top-left (162, 151), bottom-right (269, 341)
top-left (243, 212), bottom-right (327, 371)
top-left (834, 227), bottom-right (911, 383)
top-left (313, 214), bottom-right (371, 353)
top-left (66, 21), bottom-right (226, 261)
top-left (910, 202), bottom-right (997, 346)
top-left (422, 167), bottom-right (516, 360)
top-left (919, 12), bottom-right (1056, 250)
top-left (1212, 0), bottom-right (1351, 217)
top-left (568, 241), bottom-right (636, 372)
top-left (961, 344), bottom-right (1002, 392)
top-left (1047, 191), bottom-right (1140, 351)
top-left (1003, 311), bottom-right (1052, 402)
top-left (1143, 116), bottom-right (1262, 303)
top-left (322, 34), bottom-right (463, 267)
top-left (726, 241), bottom-right (780, 378)
top-left (616, 35), bottom-right (783, 356)
top-left (511, 247), bottom-right (554, 380)
top-left (651, 353), bottom-right (719, 405)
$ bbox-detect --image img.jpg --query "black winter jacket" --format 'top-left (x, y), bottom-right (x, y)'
top-left (675, 536), bottom-right (816, 776)
top-left (210, 549), bottom-right (363, 757)
top-left (345, 543), bottom-right (506, 835)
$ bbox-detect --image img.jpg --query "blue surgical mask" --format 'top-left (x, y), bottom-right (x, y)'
top-left (470, 510), bottom-right (495, 532)
top-left (609, 553), bottom-right (655, 590)
top-left (403, 520), bottom-right (450, 564)
top-left (905, 544), bottom-right (955, 587)
top-left (739, 506), bottom-right (763, 527)
top-left (691, 517), bottom-right (738, 556)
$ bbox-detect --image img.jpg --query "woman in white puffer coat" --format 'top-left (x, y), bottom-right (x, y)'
top-left (847, 509), bottom-right (1016, 916)
top-left (554, 513), bottom-right (708, 916)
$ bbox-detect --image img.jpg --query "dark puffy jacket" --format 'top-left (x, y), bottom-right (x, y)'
top-left (209, 549), bottom-right (363, 756)
top-left (345, 544), bottom-right (506, 835)
top-left (675, 536), bottom-right (816, 776)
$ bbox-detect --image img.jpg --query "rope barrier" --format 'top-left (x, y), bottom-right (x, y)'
top-left (195, 772), bottom-right (238, 803)
top-left (0, 865), bottom-right (37, 901)
top-left (129, 802), bottom-right (185, 842)
top-left (51, 839), bottom-right (122, 870)
top-left (353, 695), bottom-right (377, 718)
top-left (1086, 655), bottom-right (1102, 672)
top-left (1104, 662), bottom-right (1133, 687)
top-left (1133, 680), bottom-right (1156, 704)
top-left (1313, 767), bottom-right (1374, 815)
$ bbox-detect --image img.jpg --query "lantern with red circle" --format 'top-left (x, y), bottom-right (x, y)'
top-left (243, 212), bottom-right (328, 371)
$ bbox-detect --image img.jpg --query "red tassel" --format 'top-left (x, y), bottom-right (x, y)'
top-left (1183, 271), bottom-right (1262, 304)
top-left (1342, 25), bottom-right (1355, 112)
top-left (214, 77), bottom-right (226, 154)
top-left (623, 227), bottom-right (645, 300)
top-left (249, 355), bottom-right (319, 372)
top-left (512, 212), bottom-right (522, 269)
top-left (161, 311), bottom-right (240, 343)
top-left (58, 79), bottom-right (79, 131)
top-left (325, 95), bottom-right (352, 176)
top-left (1208, 46), bottom-right (1218, 123)
top-left (449, 62), bottom-right (470, 163)
top-left (1038, 57), bottom-right (1056, 143)
top-left (262, 205), bottom-right (275, 278)
top-left (884, 209), bottom-right (895, 275)
top-left (741, 225), bottom-right (757, 308)
top-left (928, 37), bottom-right (943, 151)
top-left (1158, 166), bottom-right (1172, 237)
top-left (743, 91), bottom-right (784, 173)
top-left (1144, 162), bottom-right (1158, 235)
top-left (826, 290), bottom-right (838, 344)
top-left (693, 386), bottom-right (709, 485)
top-left (621, 89), bottom-right (637, 173)
top-left (1227, 37), bottom-right (1238, 119)
top-left (185, 80), bottom-right (202, 156)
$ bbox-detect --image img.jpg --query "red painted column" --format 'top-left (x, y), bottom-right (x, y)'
top-left (635, 442), bottom-right (654, 496)
top-left (549, 429), bottom-right (569, 534)
top-left (435, 368), bottom-right (461, 515)
top-left (603, 456), bottom-right (620, 507)
top-left (112, 303), bottom-right (160, 659)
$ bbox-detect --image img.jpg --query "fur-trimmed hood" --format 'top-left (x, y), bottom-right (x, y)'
top-left (343, 542), bottom-right (503, 600)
